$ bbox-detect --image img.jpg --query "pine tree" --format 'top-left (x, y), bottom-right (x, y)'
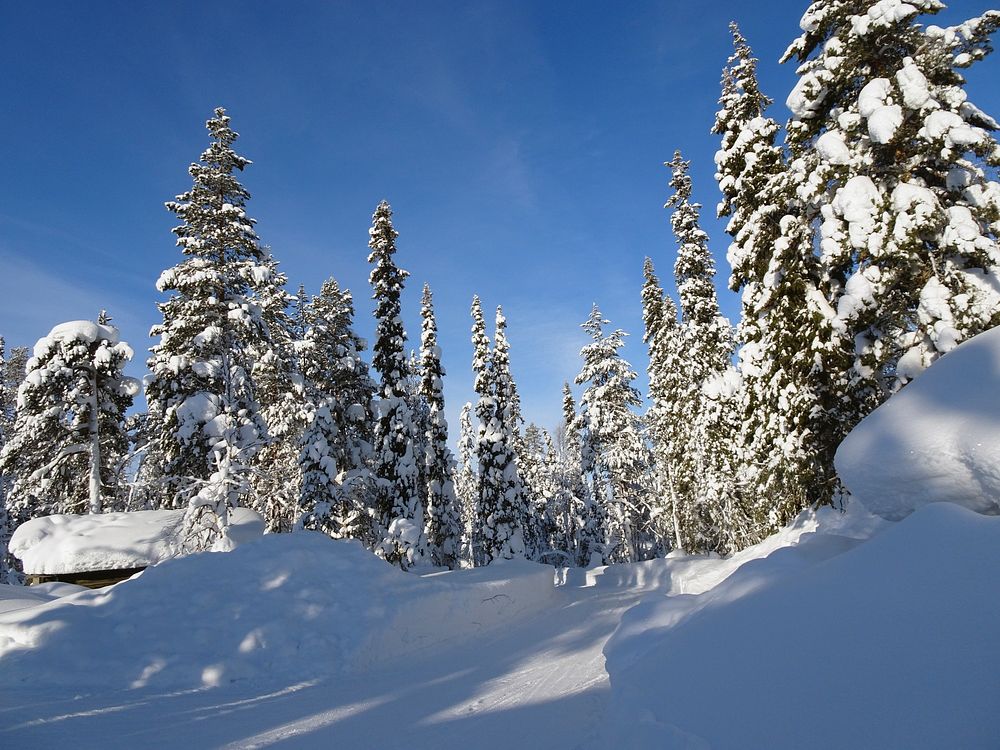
top-left (419, 284), bottom-right (462, 568)
top-left (713, 25), bottom-right (840, 542)
top-left (368, 201), bottom-right (426, 568)
top-left (0, 339), bottom-right (28, 582)
top-left (666, 152), bottom-right (737, 552)
top-left (297, 277), bottom-right (376, 542)
top-left (454, 401), bottom-right (478, 566)
top-left (144, 108), bottom-right (276, 547)
top-left (490, 306), bottom-right (527, 558)
top-left (560, 383), bottom-right (597, 566)
top-left (250, 251), bottom-right (301, 532)
top-left (781, 1), bottom-right (1000, 410)
top-left (640, 258), bottom-right (683, 552)
top-left (575, 305), bottom-right (648, 563)
top-left (0, 320), bottom-right (136, 521)
top-left (469, 296), bottom-right (524, 564)
top-left (519, 422), bottom-right (551, 561)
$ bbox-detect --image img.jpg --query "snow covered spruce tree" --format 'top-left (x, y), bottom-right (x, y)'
top-left (0, 339), bottom-right (28, 582)
top-left (781, 1), bottom-right (1000, 416)
top-left (469, 296), bottom-right (525, 564)
top-left (368, 201), bottom-right (426, 568)
top-left (574, 305), bottom-right (649, 563)
top-left (419, 284), bottom-right (461, 568)
top-left (0, 320), bottom-right (137, 522)
top-left (640, 258), bottom-right (684, 553)
top-left (666, 152), bottom-right (738, 553)
top-left (713, 24), bottom-right (841, 541)
top-left (491, 307), bottom-right (530, 556)
top-left (454, 401), bottom-right (478, 565)
top-left (560, 383), bottom-right (597, 566)
top-left (296, 277), bottom-right (376, 542)
top-left (519, 422), bottom-right (554, 561)
top-left (249, 252), bottom-right (302, 532)
top-left (145, 108), bottom-right (287, 548)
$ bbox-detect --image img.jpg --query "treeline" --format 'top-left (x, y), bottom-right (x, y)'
top-left (2, 2), bottom-right (999, 580)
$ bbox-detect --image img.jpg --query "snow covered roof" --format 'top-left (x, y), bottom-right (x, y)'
top-left (9, 508), bottom-right (264, 575)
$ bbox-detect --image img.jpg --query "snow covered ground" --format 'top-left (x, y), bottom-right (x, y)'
top-left (4, 328), bottom-right (1000, 748)
top-left (4, 499), bottom-right (996, 749)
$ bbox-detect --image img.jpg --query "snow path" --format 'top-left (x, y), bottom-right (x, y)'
top-left (0, 583), bottom-right (647, 750)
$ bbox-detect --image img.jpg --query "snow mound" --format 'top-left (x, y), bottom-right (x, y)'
top-left (0, 582), bottom-right (89, 615)
top-left (10, 508), bottom-right (264, 575)
top-left (596, 503), bottom-right (1000, 750)
top-left (575, 502), bottom-right (882, 596)
top-left (0, 533), bottom-right (555, 690)
top-left (836, 324), bottom-right (1000, 520)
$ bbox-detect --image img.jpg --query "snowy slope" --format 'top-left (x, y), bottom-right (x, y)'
top-left (596, 503), bottom-right (1000, 750)
top-left (0, 532), bottom-right (554, 690)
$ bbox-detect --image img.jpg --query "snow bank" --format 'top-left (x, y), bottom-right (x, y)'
top-left (836, 325), bottom-right (1000, 520)
top-left (0, 582), bottom-right (88, 615)
top-left (9, 507), bottom-right (264, 575)
top-left (0, 533), bottom-right (555, 690)
top-left (596, 503), bottom-right (1000, 749)
top-left (576, 502), bottom-right (883, 598)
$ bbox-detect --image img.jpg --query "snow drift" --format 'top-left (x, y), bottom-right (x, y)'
top-left (836, 324), bottom-right (1000, 520)
top-left (597, 503), bottom-right (1000, 750)
top-left (0, 532), bottom-right (555, 690)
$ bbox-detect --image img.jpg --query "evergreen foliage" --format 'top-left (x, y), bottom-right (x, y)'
top-left (782, 1), bottom-right (1000, 407)
top-left (574, 305), bottom-right (648, 563)
top-left (0, 321), bottom-right (136, 522)
top-left (297, 277), bottom-right (376, 543)
top-left (640, 258), bottom-right (684, 552)
top-left (419, 284), bottom-right (462, 568)
top-left (666, 152), bottom-right (737, 552)
top-left (144, 108), bottom-right (277, 547)
top-left (368, 201), bottom-right (426, 568)
top-left (469, 297), bottom-right (525, 564)
top-left (454, 401), bottom-right (479, 566)
top-left (0, 339), bottom-right (28, 582)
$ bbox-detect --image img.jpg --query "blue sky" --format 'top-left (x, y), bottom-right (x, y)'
top-left (2, 1), bottom-right (998, 432)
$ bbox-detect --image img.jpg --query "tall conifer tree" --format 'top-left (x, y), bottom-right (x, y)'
top-left (419, 284), bottom-right (461, 568)
top-left (368, 201), bottom-right (426, 567)
top-left (145, 108), bottom-right (280, 546)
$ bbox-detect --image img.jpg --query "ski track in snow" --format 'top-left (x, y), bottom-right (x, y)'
top-left (0, 584), bottom-right (644, 750)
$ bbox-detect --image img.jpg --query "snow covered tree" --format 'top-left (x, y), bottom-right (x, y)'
top-left (640, 258), bottom-right (684, 552)
top-left (368, 201), bottom-right (426, 568)
top-left (713, 25), bottom-right (842, 542)
top-left (666, 152), bottom-right (737, 553)
top-left (454, 401), bottom-right (478, 566)
top-left (144, 108), bottom-right (278, 547)
top-left (249, 251), bottom-right (302, 532)
top-left (519, 422), bottom-right (551, 561)
top-left (419, 284), bottom-right (461, 568)
top-left (0, 339), bottom-right (27, 582)
top-left (297, 277), bottom-right (376, 543)
top-left (781, 1), bottom-right (1000, 412)
top-left (470, 296), bottom-right (525, 564)
top-left (490, 306), bottom-right (528, 556)
top-left (0, 320), bottom-right (137, 522)
top-left (560, 383), bottom-right (596, 566)
top-left (575, 305), bottom-right (648, 563)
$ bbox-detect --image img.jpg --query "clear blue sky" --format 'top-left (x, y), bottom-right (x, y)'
top-left (2, 1), bottom-right (998, 432)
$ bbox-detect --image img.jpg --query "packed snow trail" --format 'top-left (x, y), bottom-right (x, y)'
top-left (0, 582), bottom-right (649, 750)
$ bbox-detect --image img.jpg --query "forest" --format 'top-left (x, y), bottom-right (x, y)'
top-left (1, 2), bottom-right (999, 582)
